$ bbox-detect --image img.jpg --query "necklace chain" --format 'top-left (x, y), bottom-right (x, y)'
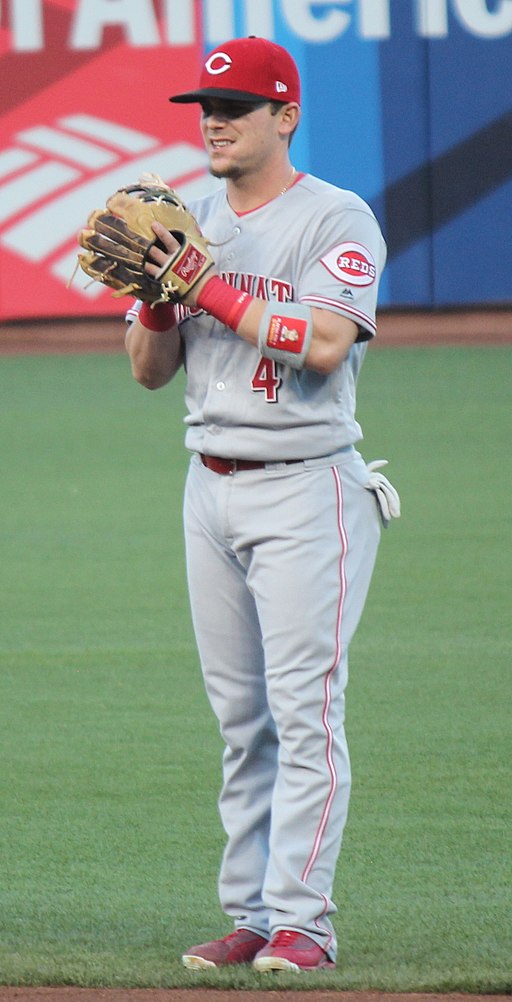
top-left (280, 166), bottom-right (296, 196)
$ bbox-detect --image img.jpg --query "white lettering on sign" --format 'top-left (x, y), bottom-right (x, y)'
top-left (416, 0), bottom-right (512, 36)
top-left (204, 0), bottom-right (274, 42)
top-left (162, 0), bottom-right (196, 45)
top-left (416, 0), bottom-right (449, 37)
top-left (2, 0), bottom-right (512, 52)
top-left (6, 0), bottom-right (44, 50)
top-left (282, 0), bottom-right (351, 42)
top-left (452, 0), bottom-right (512, 38)
top-left (70, 0), bottom-right (159, 49)
top-left (282, 0), bottom-right (390, 41)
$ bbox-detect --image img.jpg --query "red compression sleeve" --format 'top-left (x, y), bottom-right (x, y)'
top-left (197, 276), bottom-right (253, 331)
top-left (138, 301), bottom-right (176, 332)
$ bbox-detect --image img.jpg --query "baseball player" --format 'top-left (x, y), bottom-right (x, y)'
top-left (124, 36), bottom-right (399, 972)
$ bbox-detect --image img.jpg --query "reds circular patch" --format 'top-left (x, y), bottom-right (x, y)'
top-left (321, 242), bottom-right (377, 287)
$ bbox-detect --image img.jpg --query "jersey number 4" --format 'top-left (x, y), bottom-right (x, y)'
top-left (251, 357), bottom-right (282, 403)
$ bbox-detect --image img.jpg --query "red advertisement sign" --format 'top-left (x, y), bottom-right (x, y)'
top-left (0, 0), bottom-right (210, 320)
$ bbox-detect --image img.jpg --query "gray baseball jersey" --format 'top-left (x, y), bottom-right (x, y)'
top-left (128, 172), bottom-right (386, 460)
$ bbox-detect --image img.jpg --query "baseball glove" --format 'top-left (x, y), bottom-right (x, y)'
top-left (77, 175), bottom-right (214, 303)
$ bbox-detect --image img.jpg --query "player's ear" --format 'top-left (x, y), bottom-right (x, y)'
top-left (278, 102), bottom-right (301, 137)
top-left (275, 102), bottom-right (300, 148)
top-left (276, 103), bottom-right (300, 145)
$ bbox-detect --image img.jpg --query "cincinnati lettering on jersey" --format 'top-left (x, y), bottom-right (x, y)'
top-left (174, 272), bottom-right (294, 323)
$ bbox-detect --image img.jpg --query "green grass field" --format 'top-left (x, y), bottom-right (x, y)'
top-left (0, 346), bottom-right (510, 992)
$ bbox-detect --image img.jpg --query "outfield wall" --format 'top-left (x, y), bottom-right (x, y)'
top-left (1, 0), bottom-right (511, 322)
top-left (1, 308), bottom-right (511, 356)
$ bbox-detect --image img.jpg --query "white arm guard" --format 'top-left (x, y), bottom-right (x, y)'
top-left (257, 301), bottom-right (313, 370)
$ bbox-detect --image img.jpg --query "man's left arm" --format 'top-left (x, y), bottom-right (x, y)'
top-left (148, 221), bottom-right (358, 375)
top-left (234, 298), bottom-right (358, 375)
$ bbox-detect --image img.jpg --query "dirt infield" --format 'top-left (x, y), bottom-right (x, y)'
top-left (0, 990), bottom-right (511, 1002)
top-left (0, 307), bottom-right (511, 355)
top-left (0, 988), bottom-right (510, 1002)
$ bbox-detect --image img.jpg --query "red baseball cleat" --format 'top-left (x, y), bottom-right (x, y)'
top-left (253, 929), bottom-right (336, 971)
top-left (182, 927), bottom-right (268, 969)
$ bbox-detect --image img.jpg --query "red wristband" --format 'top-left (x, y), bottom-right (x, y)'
top-left (197, 276), bottom-right (253, 331)
top-left (138, 301), bottom-right (176, 332)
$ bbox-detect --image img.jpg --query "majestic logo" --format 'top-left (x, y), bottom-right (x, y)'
top-left (321, 241), bottom-right (376, 287)
top-left (205, 52), bottom-right (232, 75)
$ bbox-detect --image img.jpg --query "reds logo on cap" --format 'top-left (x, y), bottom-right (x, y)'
top-left (169, 37), bottom-right (301, 105)
top-left (321, 242), bottom-right (377, 287)
top-left (205, 52), bottom-right (232, 76)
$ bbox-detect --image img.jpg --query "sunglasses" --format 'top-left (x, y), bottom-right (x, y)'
top-left (199, 99), bottom-right (269, 120)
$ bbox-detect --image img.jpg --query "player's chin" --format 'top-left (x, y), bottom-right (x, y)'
top-left (209, 160), bottom-right (243, 181)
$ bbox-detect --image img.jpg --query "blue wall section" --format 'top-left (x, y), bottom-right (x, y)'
top-left (203, 1), bottom-right (512, 308)
top-left (427, 23), bottom-right (512, 307)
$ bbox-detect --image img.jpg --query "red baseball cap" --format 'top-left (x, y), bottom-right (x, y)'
top-left (169, 36), bottom-right (301, 105)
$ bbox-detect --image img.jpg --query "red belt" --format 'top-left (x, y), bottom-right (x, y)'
top-left (200, 454), bottom-right (298, 475)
